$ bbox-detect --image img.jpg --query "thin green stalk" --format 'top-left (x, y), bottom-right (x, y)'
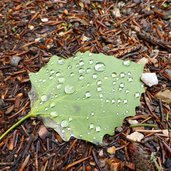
top-left (130, 124), bottom-right (157, 128)
top-left (0, 113), bottom-right (34, 141)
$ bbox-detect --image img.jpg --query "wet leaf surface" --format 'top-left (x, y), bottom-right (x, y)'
top-left (0, 0), bottom-right (170, 170)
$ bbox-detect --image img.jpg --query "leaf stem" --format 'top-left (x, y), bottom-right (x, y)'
top-left (130, 124), bottom-right (157, 128)
top-left (0, 113), bottom-right (34, 141)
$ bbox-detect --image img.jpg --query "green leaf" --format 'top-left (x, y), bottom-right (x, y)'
top-left (28, 51), bottom-right (144, 144)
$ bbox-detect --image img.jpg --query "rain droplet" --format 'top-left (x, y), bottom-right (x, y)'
top-left (135, 92), bottom-right (140, 98)
top-left (50, 111), bottom-right (57, 117)
top-left (97, 87), bottom-right (102, 92)
top-left (79, 68), bottom-right (85, 74)
top-left (91, 112), bottom-right (94, 116)
top-left (112, 72), bottom-right (117, 78)
top-left (94, 62), bottom-right (105, 72)
top-left (41, 95), bottom-right (48, 102)
top-left (125, 90), bottom-right (130, 94)
top-left (85, 91), bottom-right (91, 98)
top-left (56, 84), bottom-right (62, 89)
top-left (67, 65), bottom-right (72, 69)
top-left (79, 60), bottom-right (84, 66)
top-left (89, 53), bottom-right (93, 57)
top-left (56, 72), bottom-right (61, 77)
top-left (119, 83), bottom-right (124, 88)
top-left (96, 126), bottom-right (101, 132)
top-left (70, 72), bottom-right (74, 77)
top-left (86, 68), bottom-right (91, 73)
top-left (113, 81), bottom-right (116, 85)
top-left (99, 94), bottom-right (103, 98)
top-left (89, 59), bottom-right (93, 64)
top-left (93, 74), bottom-right (97, 79)
top-left (117, 99), bottom-right (121, 103)
top-left (45, 107), bottom-right (48, 111)
top-left (112, 99), bottom-right (115, 104)
top-left (61, 120), bottom-right (69, 128)
top-left (58, 77), bottom-right (65, 83)
top-left (79, 75), bottom-right (84, 80)
top-left (89, 124), bottom-right (94, 129)
top-left (64, 85), bottom-right (75, 94)
top-left (123, 99), bottom-right (128, 104)
top-left (128, 77), bottom-right (133, 82)
top-left (58, 58), bottom-right (64, 65)
top-left (69, 117), bottom-right (72, 122)
top-left (127, 71), bottom-right (131, 76)
top-left (49, 76), bottom-right (53, 80)
top-left (97, 80), bottom-right (102, 86)
top-left (106, 99), bottom-right (110, 103)
top-left (120, 72), bottom-right (125, 78)
top-left (50, 102), bottom-right (55, 108)
top-left (123, 60), bottom-right (131, 66)
top-left (50, 70), bottom-right (55, 74)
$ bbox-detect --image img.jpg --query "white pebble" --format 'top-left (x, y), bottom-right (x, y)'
top-left (128, 119), bottom-right (139, 125)
top-left (126, 132), bottom-right (144, 142)
top-left (141, 73), bottom-right (158, 87)
top-left (41, 18), bottom-right (49, 22)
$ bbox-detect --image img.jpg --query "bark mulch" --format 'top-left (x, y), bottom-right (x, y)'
top-left (0, 0), bottom-right (171, 170)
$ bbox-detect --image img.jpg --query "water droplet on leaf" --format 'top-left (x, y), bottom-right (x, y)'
top-left (56, 72), bottom-right (61, 77)
top-left (61, 120), bottom-right (69, 128)
top-left (123, 60), bottom-right (131, 66)
top-left (97, 80), bottom-right (102, 86)
top-left (96, 126), bottom-right (101, 132)
top-left (50, 102), bottom-right (55, 108)
top-left (120, 72), bottom-right (125, 78)
top-left (89, 124), bottom-right (94, 129)
top-left (58, 58), bottom-right (64, 65)
top-left (97, 87), bottom-right (102, 92)
top-left (64, 85), bottom-right (75, 94)
top-left (41, 95), bottom-right (48, 102)
top-left (56, 84), bottom-right (62, 89)
top-left (85, 91), bottom-right (91, 98)
top-left (94, 62), bottom-right (105, 72)
top-left (50, 111), bottom-right (57, 117)
top-left (135, 92), bottom-right (140, 98)
top-left (58, 77), bottom-right (65, 83)
top-left (93, 74), bottom-right (97, 79)
top-left (79, 75), bottom-right (84, 80)
top-left (112, 72), bottom-right (117, 78)
top-left (79, 68), bottom-right (85, 74)
top-left (79, 60), bottom-right (84, 66)
top-left (89, 59), bottom-right (93, 64)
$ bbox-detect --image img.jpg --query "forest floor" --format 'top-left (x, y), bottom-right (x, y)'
top-left (0, 0), bottom-right (171, 170)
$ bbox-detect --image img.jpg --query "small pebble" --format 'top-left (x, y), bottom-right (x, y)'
top-left (10, 56), bottom-right (21, 66)
top-left (137, 57), bottom-right (148, 65)
top-left (126, 132), bottom-right (144, 142)
top-left (107, 146), bottom-right (116, 155)
top-left (141, 73), bottom-right (158, 87)
top-left (98, 149), bottom-right (104, 156)
top-left (128, 119), bottom-right (139, 125)
top-left (41, 18), bottom-right (48, 22)
top-left (155, 90), bottom-right (171, 104)
top-left (38, 125), bottom-right (49, 139)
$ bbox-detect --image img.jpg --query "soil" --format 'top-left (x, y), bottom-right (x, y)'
top-left (0, 0), bottom-right (171, 171)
